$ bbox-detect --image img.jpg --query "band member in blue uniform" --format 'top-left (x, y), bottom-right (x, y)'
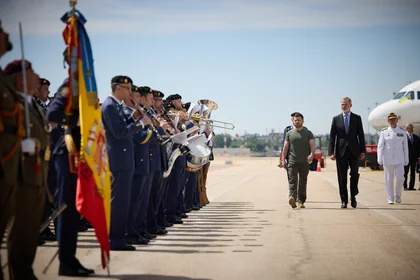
top-left (122, 85), bottom-right (152, 245)
top-left (164, 94), bottom-right (188, 224)
top-left (146, 90), bottom-right (171, 235)
top-left (153, 91), bottom-right (174, 229)
top-left (101, 75), bottom-right (146, 250)
top-left (47, 49), bottom-right (94, 276)
top-left (132, 86), bottom-right (159, 239)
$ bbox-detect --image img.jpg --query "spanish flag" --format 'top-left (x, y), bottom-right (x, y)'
top-left (62, 9), bottom-right (111, 269)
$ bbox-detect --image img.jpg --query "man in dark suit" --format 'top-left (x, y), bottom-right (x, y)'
top-left (328, 97), bottom-right (366, 208)
top-left (404, 124), bottom-right (420, 190)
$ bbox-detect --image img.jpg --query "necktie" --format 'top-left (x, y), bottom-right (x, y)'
top-left (410, 134), bottom-right (413, 144)
top-left (344, 114), bottom-right (349, 134)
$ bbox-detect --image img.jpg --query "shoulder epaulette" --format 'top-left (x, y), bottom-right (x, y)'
top-left (381, 127), bottom-right (387, 131)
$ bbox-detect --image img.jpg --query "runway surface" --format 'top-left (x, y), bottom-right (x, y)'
top-left (2, 156), bottom-right (420, 280)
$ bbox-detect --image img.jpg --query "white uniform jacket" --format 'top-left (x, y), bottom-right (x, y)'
top-left (377, 126), bottom-right (409, 166)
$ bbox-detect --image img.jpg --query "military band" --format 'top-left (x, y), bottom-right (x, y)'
top-left (0, 41), bottom-right (218, 278)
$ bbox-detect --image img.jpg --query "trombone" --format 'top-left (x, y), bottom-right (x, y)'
top-left (200, 118), bottom-right (235, 130)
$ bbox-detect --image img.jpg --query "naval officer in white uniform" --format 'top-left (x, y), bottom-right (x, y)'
top-left (377, 112), bottom-right (409, 204)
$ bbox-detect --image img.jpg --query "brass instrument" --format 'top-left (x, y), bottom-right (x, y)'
top-left (200, 118), bottom-right (235, 130)
top-left (192, 99), bottom-right (235, 130)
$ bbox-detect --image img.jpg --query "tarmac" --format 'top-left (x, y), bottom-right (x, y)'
top-left (2, 156), bottom-right (420, 280)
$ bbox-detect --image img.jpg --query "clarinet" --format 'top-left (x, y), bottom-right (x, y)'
top-left (138, 104), bottom-right (169, 146)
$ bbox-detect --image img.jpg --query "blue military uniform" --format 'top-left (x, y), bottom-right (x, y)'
top-left (47, 79), bottom-right (94, 277)
top-left (101, 86), bottom-right (144, 250)
top-left (164, 94), bottom-right (188, 224)
top-left (122, 96), bottom-right (153, 244)
top-left (147, 125), bottom-right (168, 234)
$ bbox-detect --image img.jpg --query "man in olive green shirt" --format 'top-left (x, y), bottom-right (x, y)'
top-left (281, 113), bottom-right (315, 209)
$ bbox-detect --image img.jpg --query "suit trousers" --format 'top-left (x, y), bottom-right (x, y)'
top-left (335, 148), bottom-right (360, 203)
top-left (165, 156), bottom-right (186, 220)
top-left (134, 173), bottom-right (153, 234)
top-left (183, 171), bottom-right (197, 210)
top-left (7, 183), bottom-right (45, 280)
top-left (158, 177), bottom-right (170, 224)
top-left (109, 170), bottom-right (133, 249)
top-left (55, 153), bottom-right (79, 267)
top-left (384, 164), bottom-right (404, 203)
top-left (287, 162), bottom-right (309, 203)
top-left (404, 161), bottom-right (417, 189)
top-left (126, 174), bottom-right (149, 240)
top-left (147, 171), bottom-right (164, 232)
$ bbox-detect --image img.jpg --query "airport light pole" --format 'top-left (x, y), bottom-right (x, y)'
top-left (375, 102), bottom-right (379, 142)
top-left (367, 107), bottom-right (370, 144)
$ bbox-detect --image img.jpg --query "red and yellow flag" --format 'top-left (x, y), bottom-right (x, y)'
top-left (62, 9), bottom-right (111, 269)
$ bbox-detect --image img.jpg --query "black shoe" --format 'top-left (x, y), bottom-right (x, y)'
top-left (166, 217), bottom-right (183, 224)
top-left (184, 208), bottom-right (192, 213)
top-left (77, 225), bottom-right (88, 232)
top-left (407, 188), bottom-right (415, 191)
top-left (180, 213), bottom-right (188, 218)
top-left (75, 259), bottom-right (95, 275)
top-left (110, 244), bottom-right (136, 251)
top-left (42, 228), bottom-right (57, 241)
top-left (39, 236), bottom-right (46, 246)
top-left (351, 197), bottom-right (357, 208)
top-left (141, 231), bottom-right (156, 240)
top-left (127, 236), bottom-right (149, 245)
top-left (150, 228), bottom-right (168, 235)
top-left (59, 265), bottom-right (92, 277)
top-left (341, 202), bottom-right (347, 208)
top-left (191, 206), bottom-right (200, 211)
top-left (163, 220), bottom-right (173, 227)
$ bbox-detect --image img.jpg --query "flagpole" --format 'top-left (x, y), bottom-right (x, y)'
top-left (19, 22), bottom-right (30, 138)
top-left (103, 250), bottom-right (110, 276)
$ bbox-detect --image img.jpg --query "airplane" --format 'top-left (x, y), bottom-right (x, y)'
top-left (368, 80), bottom-right (420, 132)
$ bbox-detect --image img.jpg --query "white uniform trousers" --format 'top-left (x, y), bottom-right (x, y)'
top-left (383, 164), bottom-right (404, 203)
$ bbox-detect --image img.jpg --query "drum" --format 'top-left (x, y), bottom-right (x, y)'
top-left (185, 133), bottom-right (211, 172)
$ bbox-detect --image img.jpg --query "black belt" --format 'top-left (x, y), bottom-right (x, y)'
top-left (1, 126), bottom-right (17, 134)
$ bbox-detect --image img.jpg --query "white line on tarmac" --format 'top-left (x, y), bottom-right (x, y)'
top-left (315, 172), bottom-right (420, 242)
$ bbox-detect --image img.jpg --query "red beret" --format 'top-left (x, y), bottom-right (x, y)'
top-left (3, 60), bottom-right (32, 76)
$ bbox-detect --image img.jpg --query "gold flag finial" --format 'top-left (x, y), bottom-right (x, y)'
top-left (69, 0), bottom-right (77, 10)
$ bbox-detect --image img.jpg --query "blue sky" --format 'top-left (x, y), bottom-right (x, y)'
top-left (1, 0), bottom-right (420, 136)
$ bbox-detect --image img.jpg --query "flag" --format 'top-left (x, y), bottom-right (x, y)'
top-left (398, 96), bottom-right (408, 104)
top-left (62, 9), bottom-right (111, 269)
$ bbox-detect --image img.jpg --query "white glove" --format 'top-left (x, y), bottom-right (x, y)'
top-left (21, 138), bottom-right (37, 155)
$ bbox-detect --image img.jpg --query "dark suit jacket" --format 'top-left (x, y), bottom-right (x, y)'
top-left (328, 112), bottom-right (366, 159)
top-left (407, 133), bottom-right (420, 162)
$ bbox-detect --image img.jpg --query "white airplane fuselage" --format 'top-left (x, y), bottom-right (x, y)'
top-left (368, 80), bottom-right (420, 132)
